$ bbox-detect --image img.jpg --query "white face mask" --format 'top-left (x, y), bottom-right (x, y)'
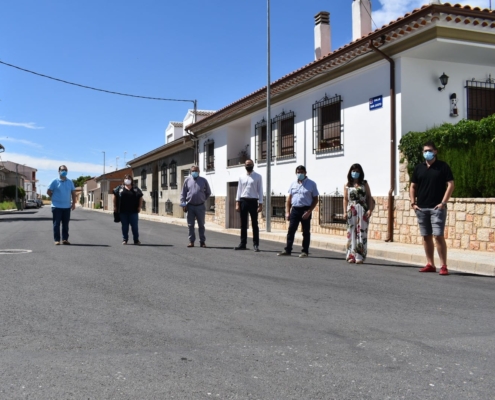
top-left (124, 179), bottom-right (132, 185)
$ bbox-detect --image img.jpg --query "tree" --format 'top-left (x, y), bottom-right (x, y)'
top-left (1, 185), bottom-right (26, 200)
top-left (72, 175), bottom-right (92, 188)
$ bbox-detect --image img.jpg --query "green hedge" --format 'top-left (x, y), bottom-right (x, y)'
top-left (399, 114), bottom-right (495, 198)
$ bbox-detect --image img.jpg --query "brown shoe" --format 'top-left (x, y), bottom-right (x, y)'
top-left (62, 240), bottom-right (71, 245)
top-left (187, 242), bottom-right (194, 247)
top-left (200, 242), bottom-right (206, 248)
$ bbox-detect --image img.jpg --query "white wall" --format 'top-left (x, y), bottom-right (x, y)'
top-left (401, 57), bottom-right (495, 135)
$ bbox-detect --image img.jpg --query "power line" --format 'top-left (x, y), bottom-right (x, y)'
top-left (0, 59), bottom-right (195, 103)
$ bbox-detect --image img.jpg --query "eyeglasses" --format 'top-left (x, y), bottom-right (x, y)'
top-left (60, 169), bottom-right (67, 172)
top-left (423, 149), bottom-right (434, 153)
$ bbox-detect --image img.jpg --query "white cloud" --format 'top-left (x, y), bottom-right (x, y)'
top-left (3, 153), bottom-right (103, 174)
top-left (372, 1), bottom-right (490, 28)
top-left (0, 120), bottom-right (44, 129)
top-left (0, 136), bottom-right (42, 148)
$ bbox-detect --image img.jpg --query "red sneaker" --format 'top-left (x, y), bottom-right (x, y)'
top-left (439, 265), bottom-right (449, 275)
top-left (419, 264), bottom-right (436, 273)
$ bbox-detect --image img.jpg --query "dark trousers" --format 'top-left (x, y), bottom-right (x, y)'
top-left (52, 207), bottom-right (71, 242)
top-left (120, 212), bottom-right (139, 243)
top-left (285, 206), bottom-right (311, 254)
top-left (240, 198), bottom-right (259, 246)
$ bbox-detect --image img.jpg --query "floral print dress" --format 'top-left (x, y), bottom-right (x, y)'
top-left (346, 182), bottom-right (369, 262)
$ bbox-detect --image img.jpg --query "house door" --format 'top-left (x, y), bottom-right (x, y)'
top-left (228, 182), bottom-right (242, 229)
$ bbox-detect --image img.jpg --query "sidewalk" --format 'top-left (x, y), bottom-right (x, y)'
top-left (95, 209), bottom-right (494, 277)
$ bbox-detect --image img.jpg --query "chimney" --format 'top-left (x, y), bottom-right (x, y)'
top-left (314, 11), bottom-right (331, 60)
top-left (352, 0), bottom-right (372, 41)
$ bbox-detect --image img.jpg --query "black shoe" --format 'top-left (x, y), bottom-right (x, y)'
top-left (234, 245), bottom-right (247, 250)
top-left (253, 245), bottom-right (260, 252)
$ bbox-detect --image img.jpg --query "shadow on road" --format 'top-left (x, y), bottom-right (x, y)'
top-left (137, 244), bottom-right (173, 247)
top-left (68, 244), bottom-right (111, 247)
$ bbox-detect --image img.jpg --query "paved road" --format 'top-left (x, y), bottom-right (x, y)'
top-left (0, 207), bottom-right (494, 399)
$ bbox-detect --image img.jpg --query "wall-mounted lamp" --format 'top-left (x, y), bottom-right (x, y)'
top-left (438, 72), bottom-right (449, 91)
top-left (450, 93), bottom-right (458, 117)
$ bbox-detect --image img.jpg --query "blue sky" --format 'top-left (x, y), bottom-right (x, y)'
top-left (0, 0), bottom-right (489, 192)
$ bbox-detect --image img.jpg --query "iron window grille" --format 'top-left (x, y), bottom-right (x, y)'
top-left (319, 189), bottom-right (346, 227)
top-left (204, 139), bottom-right (215, 172)
top-left (206, 196), bottom-right (215, 213)
top-left (161, 163), bottom-right (168, 188)
top-left (255, 118), bottom-right (274, 162)
top-left (272, 110), bottom-right (296, 159)
top-left (140, 169), bottom-right (147, 191)
top-left (169, 161), bottom-right (177, 189)
top-left (313, 94), bottom-right (343, 153)
top-left (165, 199), bottom-right (173, 214)
top-left (261, 195), bottom-right (286, 220)
top-left (466, 80), bottom-right (495, 121)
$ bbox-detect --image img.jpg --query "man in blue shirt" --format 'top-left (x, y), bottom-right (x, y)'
top-left (47, 165), bottom-right (76, 245)
top-left (278, 165), bottom-right (319, 258)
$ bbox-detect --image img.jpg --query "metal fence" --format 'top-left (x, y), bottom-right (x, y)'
top-left (262, 195), bottom-right (286, 220)
top-left (319, 190), bottom-right (346, 227)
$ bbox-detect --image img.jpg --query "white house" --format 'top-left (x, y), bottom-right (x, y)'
top-left (186, 2), bottom-right (495, 243)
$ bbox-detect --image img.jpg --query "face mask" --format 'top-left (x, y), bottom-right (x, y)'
top-left (351, 171), bottom-right (360, 179)
top-left (297, 173), bottom-right (305, 181)
top-left (423, 151), bottom-right (435, 161)
top-left (60, 171), bottom-right (67, 178)
top-left (191, 172), bottom-right (199, 178)
top-left (124, 179), bottom-right (132, 185)
top-left (245, 165), bottom-right (254, 172)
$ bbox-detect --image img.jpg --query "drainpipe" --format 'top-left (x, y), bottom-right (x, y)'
top-left (369, 39), bottom-right (396, 242)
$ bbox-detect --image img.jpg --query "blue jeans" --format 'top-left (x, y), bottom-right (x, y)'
top-left (52, 207), bottom-right (71, 242)
top-left (120, 212), bottom-right (139, 243)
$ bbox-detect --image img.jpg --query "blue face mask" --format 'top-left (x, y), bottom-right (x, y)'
top-left (60, 170), bottom-right (68, 178)
top-left (297, 173), bottom-right (305, 181)
top-left (191, 171), bottom-right (199, 179)
top-left (423, 151), bottom-right (435, 161)
top-left (351, 171), bottom-right (360, 179)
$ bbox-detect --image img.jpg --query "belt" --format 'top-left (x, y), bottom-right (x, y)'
top-left (188, 202), bottom-right (204, 206)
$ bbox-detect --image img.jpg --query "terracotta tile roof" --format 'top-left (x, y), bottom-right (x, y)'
top-left (195, 110), bottom-right (216, 116)
top-left (188, 3), bottom-right (495, 133)
top-left (170, 122), bottom-right (183, 127)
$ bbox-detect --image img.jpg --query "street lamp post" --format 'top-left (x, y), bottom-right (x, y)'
top-left (266, 0), bottom-right (272, 232)
top-left (102, 151), bottom-right (106, 175)
top-left (116, 157), bottom-right (119, 171)
top-left (15, 164), bottom-right (19, 207)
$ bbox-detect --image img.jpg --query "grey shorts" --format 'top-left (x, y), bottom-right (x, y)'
top-left (415, 207), bottom-right (447, 237)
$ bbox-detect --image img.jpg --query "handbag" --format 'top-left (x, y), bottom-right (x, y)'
top-left (113, 211), bottom-right (121, 223)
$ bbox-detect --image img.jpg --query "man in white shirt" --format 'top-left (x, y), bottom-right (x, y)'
top-left (234, 159), bottom-right (263, 252)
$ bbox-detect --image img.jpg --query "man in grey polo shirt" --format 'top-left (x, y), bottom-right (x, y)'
top-left (278, 165), bottom-right (319, 258)
top-left (180, 165), bottom-right (211, 248)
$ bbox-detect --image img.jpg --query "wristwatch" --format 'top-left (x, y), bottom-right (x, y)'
top-left (441, 201), bottom-right (447, 206)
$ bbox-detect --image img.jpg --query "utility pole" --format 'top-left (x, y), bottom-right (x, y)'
top-left (266, 0), bottom-right (272, 232)
top-left (124, 151), bottom-right (127, 166)
top-left (116, 157), bottom-right (119, 171)
top-left (102, 151), bottom-right (106, 175)
top-left (15, 163), bottom-right (19, 208)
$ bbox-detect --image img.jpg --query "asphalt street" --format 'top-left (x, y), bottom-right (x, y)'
top-left (0, 207), bottom-right (494, 400)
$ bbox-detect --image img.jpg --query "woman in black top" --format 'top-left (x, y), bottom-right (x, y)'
top-left (113, 174), bottom-right (143, 244)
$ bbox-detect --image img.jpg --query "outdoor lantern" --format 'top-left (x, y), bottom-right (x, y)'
top-left (438, 72), bottom-right (449, 91)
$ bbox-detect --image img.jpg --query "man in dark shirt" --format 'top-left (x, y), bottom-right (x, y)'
top-left (410, 141), bottom-right (455, 275)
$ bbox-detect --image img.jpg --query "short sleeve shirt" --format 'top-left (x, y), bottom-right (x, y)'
top-left (114, 185), bottom-right (143, 213)
top-left (48, 178), bottom-right (75, 208)
top-left (411, 159), bottom-right (454, 208)
top-left (288, 177), bottom-right (319, 207)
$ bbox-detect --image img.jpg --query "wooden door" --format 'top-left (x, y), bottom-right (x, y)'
top-left (228, 182), bottom-right (241, 229)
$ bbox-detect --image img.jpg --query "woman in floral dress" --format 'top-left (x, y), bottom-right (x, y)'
top-left (344, 163), bottom-right (374, 264)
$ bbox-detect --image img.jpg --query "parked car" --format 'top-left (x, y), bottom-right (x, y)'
top-left (25, 199), bottom-right (39, 209)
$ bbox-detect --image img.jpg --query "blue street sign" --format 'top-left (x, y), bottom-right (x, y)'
top-left (369, 95), bottom-right (383, 111)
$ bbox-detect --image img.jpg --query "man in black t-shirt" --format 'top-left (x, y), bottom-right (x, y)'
top-left (410, 141), bottom-right (455, 276)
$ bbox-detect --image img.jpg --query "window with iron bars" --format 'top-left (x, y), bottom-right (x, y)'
top-left (261, 195), bottom-right (286, 220)
top-left (466, 80), bottom-right (495, 121)
top-left (204, 140), bottom-right (215, 172)
top-left (313, 94), bottom-right (343, 153)
top-left (161, 163), bottom-right (168, 189)
top-left (319, 190), bottom-right (346, 227)
top-left (255, 119), bottom-right (272, 162)
top-left (272, 110), bottom-right (295, 159)
top-left (206, 196), bottom-right (215, 214)
top-left (141, 169), bottom-right (147, 191)
top-left (169, 161), bottom-right (177, 189)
